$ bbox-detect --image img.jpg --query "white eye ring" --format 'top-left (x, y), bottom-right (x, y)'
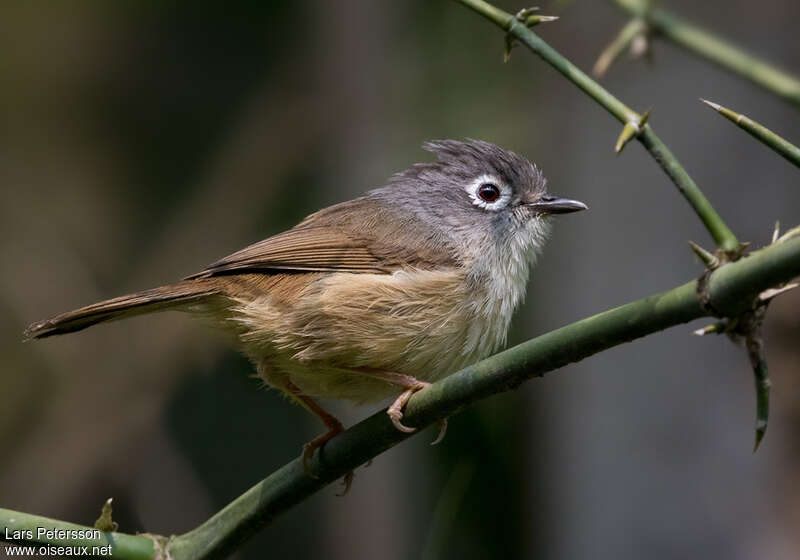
top-left (466, 174), bottom-right (512, 211)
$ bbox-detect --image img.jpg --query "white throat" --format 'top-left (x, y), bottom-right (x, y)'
top-left (461, 218), bottom-right (551, 359)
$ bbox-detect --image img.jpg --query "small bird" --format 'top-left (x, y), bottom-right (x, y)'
top-left (25, 139), bottom-right (586, 468)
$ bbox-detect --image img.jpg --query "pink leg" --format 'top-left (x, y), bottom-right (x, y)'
top-left (284, 381), bottom-right (344, 472)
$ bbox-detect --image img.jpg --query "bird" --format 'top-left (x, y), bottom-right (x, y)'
top-left (25, 139), bottom-right (586, 472)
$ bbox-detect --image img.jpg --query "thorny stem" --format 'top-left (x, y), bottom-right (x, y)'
top-left (456, 0), bottom-right (741, 254)
top-left (609, 0), bottom-right (800, 108)
top-left (458, 0), bottom-right (513, 28)
top-left (636, 128), bottom-right (739, 255)
top-left (701, 99), bottom-right (800, 170)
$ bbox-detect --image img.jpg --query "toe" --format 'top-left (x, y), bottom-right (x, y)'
top-left (336, 471), bottom-right (355, 496)
top-left (430, 418), bottom-right (449, 446)
top-left (302, 445), bottom-right (318, 478)
top-left (388, 410), bottom-right (417, 433)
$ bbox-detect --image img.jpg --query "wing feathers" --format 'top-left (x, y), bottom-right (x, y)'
top-left (186, 226), bottom-right (390, 278)
top-left (186, 197), bottom-right (459, 279)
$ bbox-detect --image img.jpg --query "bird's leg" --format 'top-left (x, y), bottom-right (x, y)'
top-left (354, 369), bottom-right (448, 443)
top-left (284, 381), bottom-right (345, 476)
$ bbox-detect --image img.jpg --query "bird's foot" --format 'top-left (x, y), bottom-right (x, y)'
top-left (386, 381), bottom-right (430, 433)
top-left (386, 381), bottom-right (449, 444)
top-left (301, 423), bottom-right (355, 494)
top-left (302, 422), bottom-right (344, 476)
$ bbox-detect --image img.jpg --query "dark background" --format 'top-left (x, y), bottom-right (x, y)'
top-left (2, 1), bottom-right (800, 559)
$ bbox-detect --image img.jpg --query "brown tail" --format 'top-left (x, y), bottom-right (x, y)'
top-left (24, 280), bottom-right (220, 340)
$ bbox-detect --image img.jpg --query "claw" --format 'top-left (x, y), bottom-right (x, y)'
top-left (430, 418), bottom-right (449, 446)
top-left (300, 424), bottom-right (344, 478)
top-left (336, 471), bottom-right (355, 497)
top-left (303, 432), bottom-right (355, 494)
top-left (387, 407), bottom-right (417, 433)
top-left (386, 382), bottom-right (430, 434)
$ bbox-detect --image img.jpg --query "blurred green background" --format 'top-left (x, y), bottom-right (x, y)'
top-left (2, 1), bottom-right (800, 559)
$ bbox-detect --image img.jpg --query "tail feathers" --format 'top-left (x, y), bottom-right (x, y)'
top-left (24, 281), bottom-right (219, 340)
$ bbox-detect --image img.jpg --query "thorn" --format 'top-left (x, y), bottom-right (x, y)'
top-left (515, 7), bottom-right (540, 18)
top-left (615, 108), bottom-right (652, 154)
top-left (615, 122), bottom-right (639, 153)
top-left (744, 321), bottom-right (770, 454)
top-left (688, 240), bottom-right (718, 267)
top-left (699, 98), bottom-right (747, 126)
top-left (772, 221), bottom-right (780, 244)
top-left (505, 7), bottom-right (557, 62)
top-left (754, 420), bottom-right (767, 452)
top-left (503, 34), bottom-right (516, 63)
top-left (513, 7), bottom-right (557, 29)
top-left (700, 98), bottom-right (722, 112)
top-left (94, 497), bottom-right (118, 532)
top-left (776, 224), bottom-right (800, 244)
top-left (759, 283), bottom-right (799, 303)
top-left (526, 14), bottom-right (559, 25)
top-left (693, 322), bottom-right (726, 336)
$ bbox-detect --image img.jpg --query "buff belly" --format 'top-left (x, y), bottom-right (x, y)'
top-left (228, 268), bottom-right (513, 404)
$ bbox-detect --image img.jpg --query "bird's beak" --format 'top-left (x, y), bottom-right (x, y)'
top-left (526, 195), bottom-right (587, 215)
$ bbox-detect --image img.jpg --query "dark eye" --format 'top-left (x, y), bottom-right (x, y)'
top-left (477, 183), bottom-right (501, 202)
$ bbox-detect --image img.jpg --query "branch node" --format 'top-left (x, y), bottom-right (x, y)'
top-left (704, 220), bottom-right (796, 452)
top-left (615, 107), bottom-right (651, 153)
top-left (504, 7), bottom-right (558, 62)
top-left (144, 533), bottom-right (174, 560)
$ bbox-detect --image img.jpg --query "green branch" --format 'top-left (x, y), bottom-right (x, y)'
top-left (168, 236), bottom-right (800, 560)
top-left (0, 508), bottom-right (155, 559)
top-left (593, 17), bottom-right (648, 78)
top-left (702, 99), bottom-right (800, 169)
top-left (458, 0), bottom-right (740, 254)
top-left (609, 0), bottom-right (800, 107)
top-left (4, 234), bottom-right (800, 559)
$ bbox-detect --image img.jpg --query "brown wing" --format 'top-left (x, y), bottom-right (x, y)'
top-left (186, 197), bottom-right (458, 279)
top-left (186, 226), bottom-right (390, 278)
